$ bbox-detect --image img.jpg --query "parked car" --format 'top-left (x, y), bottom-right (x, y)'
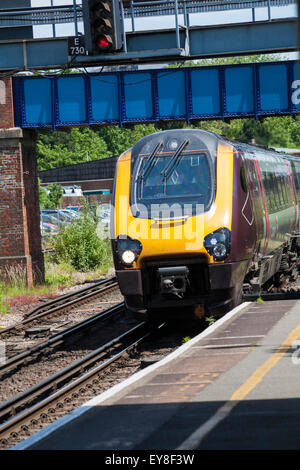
top-left (59, 209), bottom-right (78, 220)
top-left (40, 212), bottom-right (61, 228)
top-left (40, 222), bottom-right (57, 236)
top-left (65, 205), bottom-right (84, 212)
top-left (41, 209), bottom-right (72, 224)
top-left (97, 203), bottom-right (111, 219)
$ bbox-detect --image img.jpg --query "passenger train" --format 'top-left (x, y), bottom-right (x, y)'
top-left (111, 129), bottom-right (300, 320)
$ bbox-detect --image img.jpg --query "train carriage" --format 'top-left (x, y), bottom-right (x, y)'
top-left (111, 129), bottom-right (300, 320)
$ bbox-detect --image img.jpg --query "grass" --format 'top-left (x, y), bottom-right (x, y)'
top-left (45, 259), bottom-right (112, 288)
top-left (0, 258), bottom-right (113, 311)
top-left (0, 296), bottom-right (9, 318)
top-left (0, 212), bottom-right (114, 315)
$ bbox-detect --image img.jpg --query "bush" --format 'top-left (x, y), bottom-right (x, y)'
top-left (51, 212), bottom-right (112, 272)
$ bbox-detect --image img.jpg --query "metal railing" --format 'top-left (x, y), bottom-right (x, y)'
top-left (0, 0), bottom-right (297, 48)
top-left (0, 0), bottom-right (296, 25)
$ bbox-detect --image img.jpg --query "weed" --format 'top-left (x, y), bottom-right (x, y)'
top-left (182, 336), bottom-right (191, 344)
top-left (205, 315), bottom-right (216, 326)
top-left (0, 282), bottom-right (9, 318)
top-left (0, 299), bottom-right (9, 317)
top-left (1, 266), bottom-right (27, 289)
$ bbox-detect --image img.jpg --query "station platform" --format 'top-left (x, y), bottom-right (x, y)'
top-left (14, 299), bottom-right (300, 450)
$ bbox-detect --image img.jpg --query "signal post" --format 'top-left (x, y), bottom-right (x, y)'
top-left (0, 77), bottom-right (44, 287)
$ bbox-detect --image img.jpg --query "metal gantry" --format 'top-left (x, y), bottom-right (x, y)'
top-left (0, 1), bottom-right (297, 71)
top-left (0, 0), bottom-right (296, 27)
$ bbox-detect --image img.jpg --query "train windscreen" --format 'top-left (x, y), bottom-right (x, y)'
top-left (130, 131), bottom-right (216, 220)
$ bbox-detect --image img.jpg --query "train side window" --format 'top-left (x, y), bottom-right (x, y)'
top-left (267, 173), bottom-right (276, 213)
top-left (240, 163), bottom-right (247, 193)
top-left (262, 171), bottom-right (270, 210)
top-left (282, 175), bottom-right (288, 207)
top-left (269, 172), bottom-right (279, 211)
top-left (282, 175), bottom-right (290, 207)
top-left (281, 175), bottom-right (288, 207)
top-left (285, 174), bottom-right (293, 205)
top-left (275, 174), bottom-right (284, 209)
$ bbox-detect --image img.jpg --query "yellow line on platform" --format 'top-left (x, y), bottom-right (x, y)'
top-left (178, 322), bottom-right (300, 450)
top-left (231, 322), bottom-right (300, 401)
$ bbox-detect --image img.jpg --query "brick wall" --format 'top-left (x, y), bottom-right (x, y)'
top-left (0, 77), bottom-right (14, 129)
top-left (60, 194), bottom-right (112, 208)
top-left (60, 196), bottom-right (86, 209)
top-left (0, 128), bottom-right (44, 287)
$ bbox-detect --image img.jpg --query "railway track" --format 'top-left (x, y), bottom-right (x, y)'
top-left (1, 270), bottom-right (300, 449)
top-left (0, 276), bottom-right (119, 360)
top-left (243, 271), bottom-right (300, 302)
top-left (23, 277), bottom-right (118, 319)
top-left (243, 289), bottom-right (300, 302)
top-left (0, 302), bottom-right (126, 381)
top-left (0, 301), bottom-right (143, 408)
top-left (0, 302), bottom-right (157, 449)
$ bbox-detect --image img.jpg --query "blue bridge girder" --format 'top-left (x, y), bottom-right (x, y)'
top-left (0, 18), bottom-right (298, 71)
top-left (13, 59), bottom-right (299, 129)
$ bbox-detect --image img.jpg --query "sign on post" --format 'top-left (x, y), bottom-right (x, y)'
top-left (68, 36), bottom-right (87, 56)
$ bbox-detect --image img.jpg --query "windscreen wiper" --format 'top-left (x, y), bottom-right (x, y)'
top-left (161, 139), bottom-right (189, 184)
top-left (139, 141), bottom-right (163, 184)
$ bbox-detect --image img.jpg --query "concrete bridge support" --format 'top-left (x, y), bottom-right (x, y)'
top-left (0, 78), bottom-right (44, 287)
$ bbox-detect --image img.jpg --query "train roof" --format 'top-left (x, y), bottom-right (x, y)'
top-left (131, 128), bottom-right (300, 162)
top-left (216, 135), bottom-right (300, 161)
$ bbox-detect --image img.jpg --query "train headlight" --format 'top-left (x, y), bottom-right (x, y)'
top-left (203, 228), bottom-right (231, 261)
top-left (212, 243), bottom-right (227, 259)
top-left (121, 250), bottom-right (136, 266)
top-left (117, 236), bottom-right (143, 267)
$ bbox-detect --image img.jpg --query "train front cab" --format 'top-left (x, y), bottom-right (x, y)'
top-left (112, 130), bottom-right (254, 319)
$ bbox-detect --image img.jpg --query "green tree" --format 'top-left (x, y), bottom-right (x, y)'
top-left (169, 53), bottom-right (287, 68)
top-left (97, 123), bottom-right (162, 156)
top-left (48, 183), bottom-right (63, 208)
top-left (40, 183), bottom-right (63, 209)
top-left (128, 124), bottom-right (160, 147)
top-left (37, 127), bottom-right (110, 171)
top-left (97, 126), bottom-right (132, 156)
top-left (38, 178), bottom-right (51, 209)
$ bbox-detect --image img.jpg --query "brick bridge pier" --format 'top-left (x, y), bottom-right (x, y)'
top-left (0, 77), bottom-right (44, 287)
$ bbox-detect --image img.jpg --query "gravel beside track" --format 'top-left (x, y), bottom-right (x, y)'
top-left (0, 305), bottom-right (136, 403)
top-left (1, 280), bottom-right (123, 360)
top-left (0, 316), bottom-right (206, 450)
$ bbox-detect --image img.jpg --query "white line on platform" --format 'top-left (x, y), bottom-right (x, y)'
top-left (12, 302), bottom-right (251, 450)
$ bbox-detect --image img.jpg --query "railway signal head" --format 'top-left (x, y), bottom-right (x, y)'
top-left (82, 0), bottom-right (123, 54)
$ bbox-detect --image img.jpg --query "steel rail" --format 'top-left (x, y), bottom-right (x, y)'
top-left (0, 276), bottom-right (118, 341)
top-left (243, 289), bottom-right (300, 301)
top-left (0, 314), bottom-right (152, 443)
top-left (23, 276), bottom-right (117, 319)
top-left (0, 302), bottom-right (125, 376)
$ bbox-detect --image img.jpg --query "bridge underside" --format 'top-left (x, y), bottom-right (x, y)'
top-left (13, 60), bottom-right (299, 130)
